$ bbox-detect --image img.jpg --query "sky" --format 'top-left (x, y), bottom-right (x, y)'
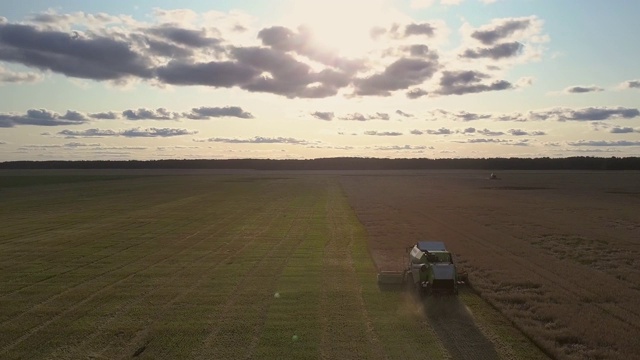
top-left (0, 0), bottom-right (639, 160)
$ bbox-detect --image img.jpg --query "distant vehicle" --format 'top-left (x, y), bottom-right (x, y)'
top-left (377, 241), bottom-right (467, 296)
top-left (489, 173), bottom-right (499, 180)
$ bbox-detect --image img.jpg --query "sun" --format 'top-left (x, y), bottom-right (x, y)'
top-left (282, 0), bottom-right (401, 58)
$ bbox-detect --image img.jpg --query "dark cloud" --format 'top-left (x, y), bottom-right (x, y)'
top-left (61, 110), bottom-right (88, 121)
top-left (364, 130), bottom-right (403, 136)
top-left (0, 109), bottom-right (89, 127)
top-left (396, 110), bottom-right (413, 117)
top-left (143, 38), bottom-right (194, 59)
top-left (0, 23), bottom-right (153, 80)
top-left (451, 111), bottom-right (492, 121)
top-left (183, 106), bottom-right (254, 119)
top-left (354, 57), bottom-right (439, 96)
top-left (89, 111), bottom-right (119, 120)
top-left (407, 88), bottom-right (428, 99)
top-left (461, 127), bottom-right (476, 134)
top-left (339, 112), bottom-right (390, 121)
top-left (410, 129), bottom-right (423, 135)
top-left (58, 128), bottom-right (118, 137)
top-left (466, 138), bottom-right (506, 143)
top-left (122, 108), bottom-right (178, 120)
top-left (407, 44), bottom-right (430, 57)
top-left (560, 107), bottom-right (639, 121)
top-left (405, 23), bottom-right (436, 37)
top-left (427, 127), bottom-right (453, 135)
top-left (436, 70), bottom-right (512, 95)
top-left (568, 140), bottom-right (640, 147)
top-left (232, 46), bottom-right (350, 98)
top-left (478, 128), bottom-right (504, 136)
top-left (207, 136), bottom-right (308, 144)
top-left (311, 111), bottom-right (334, 121)
top-left (493, 107), bottom-right (640, 122)
top-left (508, 129), bottom-right (546, 136)
top-left (610, 127), bottom-right (639, 134)
top-left (155, 60), bottom-right (259, 87)
top-left (461, 42), bottom-right (523, 60)
top-left (624, 80), bottom-right (640, 89)
top-left (471, 18), bottom-right (532, 45)
top-left (565, 85), bottom-right (604, 94)
top-left (58, 127), bottom-right (196, 137)
top-left (146, 25), bottom-right (220, 48)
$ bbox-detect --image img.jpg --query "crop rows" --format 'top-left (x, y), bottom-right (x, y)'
top-left (0, 173), bottom-right (544, 359)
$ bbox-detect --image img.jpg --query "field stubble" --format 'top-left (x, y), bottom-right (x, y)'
top-left (0, 173), bottom-right (495, 360)
top-left (340, 170), bottom-right (640, 360)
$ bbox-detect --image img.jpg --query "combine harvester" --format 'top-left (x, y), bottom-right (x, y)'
top-left (377, 241), bottom-right (467, 296)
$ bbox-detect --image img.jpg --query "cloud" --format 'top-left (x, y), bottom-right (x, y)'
top-left (206, 136), bottom-right (308, 144)
top-left (405, 23), bottom-right (436, 37)
top-left (470, 18), bottom-right (533, 45)
top-left (461, 138), bottom-right (530, 146)
top-left (183, 106), bottom-right (254, 119)
top-left (610, 127), bottom-right (640, 134)
top-left (0, 109), bottom-right (90, 127)
top-left (410, 129), bottom-right (423, 135)
top-left (58, 128), bottom-right (118, 137)
top-left (461, 41), bottom-right (523, 60)
top-left (396, 110), bottom-right (413, 117)
top-left (375, 145), bottom-right (432, 151)
top-left (58, 127), bottom-right (196, 137)
top-left (564, 85), bottom-right (604, 94)
top-left (447, 110), bottom-right (492, 121)
top-left (363, 130), bottom-right (403, 136)
top-left (406, 44), bottom-right (430, 57)
top-left (568, 140), bottom-right (640, 147)
top-left (436, 70), bottom-right (512, 95)
top-left (427, 127), bottom-right (453, 135)
top-left (354, 57), bottom-right (439, 96)
top-left (0, 23), bottom-right (153, 80)
top-left (122, 108), bottom-right (178, 120)
top-left (338, 112), bottom-right (390, 121)
top-left (477, 128), bottom-right (504, 136)
top-left (155, 60), bottom-right (258, 87)
top-left (407, 88), bottom-right (428, 99)
top-left (89, 111), bottom-right (119, 119)
top-left (559, 107), bottom-right (639, 121)
top-left (146, 24), bottom-right (221, 48)
top-left (0, 66), bottom-right (43, 84)
top-left (229, 46), bottom-right (351, 98)
top-left (311, 111), bottom-right (334, 121)
top-left (617, 80), bottom-right (640, 90)
top-left (257, 26), bottom-right (364, 73)
top-left (508, 129), bottom-right (546, 136)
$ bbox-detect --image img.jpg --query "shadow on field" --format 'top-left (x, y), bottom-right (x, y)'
top-left (421, 295), bottom-right (500, 360)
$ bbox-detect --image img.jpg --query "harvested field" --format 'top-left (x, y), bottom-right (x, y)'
top-left (0, 172), bottom-right (547, 359)
top-left (340, 170), bottom-right (640, 360)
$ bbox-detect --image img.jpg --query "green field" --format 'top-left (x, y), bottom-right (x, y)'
top-left (0, 174), bottom-right (545, 359)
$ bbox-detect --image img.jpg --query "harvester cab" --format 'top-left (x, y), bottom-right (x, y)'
top-left (407, 241), bottom-right (461, 296)
top-left (376, 241), bottom-right (467, 296)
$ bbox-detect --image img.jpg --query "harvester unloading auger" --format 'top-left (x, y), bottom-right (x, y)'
top-left (377, 241), bottom-right (468, 296)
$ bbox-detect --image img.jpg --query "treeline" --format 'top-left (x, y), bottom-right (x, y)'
top-left (1, 157), bottom-right (640, 170)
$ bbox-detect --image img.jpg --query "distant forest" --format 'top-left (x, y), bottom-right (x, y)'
top-left (1, 157), bottom-right (640, 170)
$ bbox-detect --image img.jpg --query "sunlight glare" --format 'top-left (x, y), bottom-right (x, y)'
top-left (283, 0), bottom-right (398, 57)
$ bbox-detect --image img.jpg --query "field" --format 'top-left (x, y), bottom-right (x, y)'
top-left (0, 171), bottom-right (636, 359)
top-left (340, 170), bottom-right (640, 360)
